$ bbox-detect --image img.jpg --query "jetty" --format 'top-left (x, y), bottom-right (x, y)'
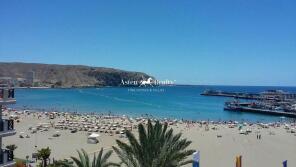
top-left (201, 89), bottom-right (296, 101)
top-left (224, 102), bottom-right (296, 118)
top-left (201, 90), bottom-right (261, 99)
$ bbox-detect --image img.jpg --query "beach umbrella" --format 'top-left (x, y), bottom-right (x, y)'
top-left (235, 155), bottom-right (242, 167)
top-left (192, 151), bottom-right (200, 167)
top-left (283, 160), bottom-right (287, 167)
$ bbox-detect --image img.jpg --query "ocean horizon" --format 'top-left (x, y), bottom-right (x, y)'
top-left (12, 85), bottom-right (296, 122)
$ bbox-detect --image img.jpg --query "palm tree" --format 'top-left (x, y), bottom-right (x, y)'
top-left (112, 120), bottom-right (195, 167)
top-left (68, 148), bottom-right (119, 167)
top-left (37, 147), bottom-right (51, 167)
top-left (6, 144), bottom-right (17, 151)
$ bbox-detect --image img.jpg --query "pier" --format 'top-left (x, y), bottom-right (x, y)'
top-left (201, 91), bottom-right (261, 100)
top-left (201, 89), bottom-right (296, 100)
top-left (224, 105), bottom-right (296, 118)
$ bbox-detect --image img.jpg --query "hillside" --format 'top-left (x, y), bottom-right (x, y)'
top-left (0, 62), bottom-right (152, 87)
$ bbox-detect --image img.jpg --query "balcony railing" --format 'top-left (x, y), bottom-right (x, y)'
top-left (0, 120), bottom-right (14, 135)
top-left (0, 88), bottom-right (15, 103)
top-left (0, 149), bottom-right (14, 165)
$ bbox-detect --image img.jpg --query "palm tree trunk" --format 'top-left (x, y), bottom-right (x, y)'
top-left (43, 158), bottom-right (47, 167)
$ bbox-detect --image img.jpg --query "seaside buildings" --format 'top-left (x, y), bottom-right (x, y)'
top-left (0, 78), bottom-right (14, 87)
top-left (0, 73), bottom-right (37, 88)
top-left (0, 87), bottom-right (16, 167)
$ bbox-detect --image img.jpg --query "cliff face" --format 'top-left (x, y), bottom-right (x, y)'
top-left (0, 62), bottom-right (152, 87)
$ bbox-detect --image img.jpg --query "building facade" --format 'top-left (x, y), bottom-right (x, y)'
top-left (0, 87), bottom-right (16, 167)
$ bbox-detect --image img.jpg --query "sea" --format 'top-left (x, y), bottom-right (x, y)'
top-left (12, 85), bottom-right (296, 122)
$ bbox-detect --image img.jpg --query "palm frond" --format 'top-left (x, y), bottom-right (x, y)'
top-left (113, 119), bottom-right (194, 167)
top-left (70, 148), bottom-right (115, 167)
top-left (70, 156), bottom-right (83, 167)
top-left (101, 150), bottom-right (113, 165)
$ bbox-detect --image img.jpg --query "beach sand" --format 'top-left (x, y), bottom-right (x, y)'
top-left (3, 111), bottom-right (296, 167)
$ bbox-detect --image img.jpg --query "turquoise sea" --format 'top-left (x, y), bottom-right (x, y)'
top-left (12, 86), bottom-right (296, 122)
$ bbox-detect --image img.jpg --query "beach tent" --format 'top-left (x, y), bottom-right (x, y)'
top-left (89, 133), bottom-right (100, 138)
top-left (87, 133), bottom-right (100, 144)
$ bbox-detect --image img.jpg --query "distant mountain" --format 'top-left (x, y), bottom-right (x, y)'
top-left (0, 62), bottom-right (152, 87)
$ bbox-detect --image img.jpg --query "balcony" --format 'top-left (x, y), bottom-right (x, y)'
top-left (0, 149), bottom-right (14, 167)
top-left (0, 88), bottom-right (16, 105)
top-left (0, 120), bottom-right (15, 137)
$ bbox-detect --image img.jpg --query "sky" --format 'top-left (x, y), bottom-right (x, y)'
top-left (1, 0), bottom-right (296, 86)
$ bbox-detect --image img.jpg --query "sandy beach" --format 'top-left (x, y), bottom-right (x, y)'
top-left (3, 110), bottom-right (296, 167)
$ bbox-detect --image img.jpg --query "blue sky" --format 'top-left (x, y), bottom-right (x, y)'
top-left (1, 0), bottom-right (296, 86)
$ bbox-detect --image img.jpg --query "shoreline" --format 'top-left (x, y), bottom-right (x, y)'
top-left (8, 106), bottom-right (296, 124)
